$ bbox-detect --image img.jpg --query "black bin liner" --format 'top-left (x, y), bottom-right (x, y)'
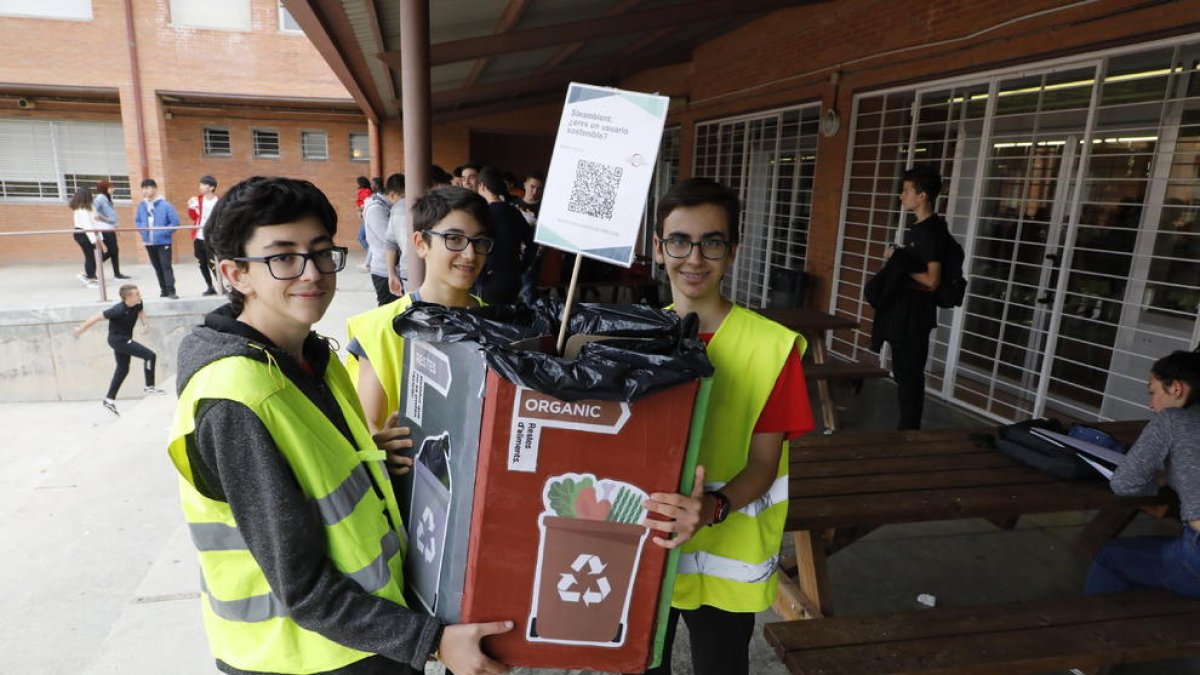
top-left (392, 296), bottom-right (713, 402)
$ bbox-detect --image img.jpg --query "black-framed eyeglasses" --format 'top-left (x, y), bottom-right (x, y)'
top-left (661, 237), bottom-right (731, 260)
top-left (424, 230), bottom-right (495, 255)
top-left (233, 246), bottom-right (348, 280)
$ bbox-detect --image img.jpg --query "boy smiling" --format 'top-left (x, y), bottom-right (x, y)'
top-left (640, 178), bottom-right (814, 675)
top-left (168, 177), bottom-right (510, 675)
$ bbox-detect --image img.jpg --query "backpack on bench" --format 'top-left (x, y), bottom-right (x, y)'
top-left (994, 418), bottom-right (1104, 481)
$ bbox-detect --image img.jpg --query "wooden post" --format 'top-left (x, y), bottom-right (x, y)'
top-left (556, 254), bottom-right (583, 355)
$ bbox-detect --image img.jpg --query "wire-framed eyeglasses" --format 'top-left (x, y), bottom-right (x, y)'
top-left (660, 237), bottom-right (731, 260)
top-left (233, 246), bottom-right (348, 280)
top-left (424, 230), bottom-right (495, 255)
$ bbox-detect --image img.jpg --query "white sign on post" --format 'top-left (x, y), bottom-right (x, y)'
top-left (535, 83), bottom-right (669, 268)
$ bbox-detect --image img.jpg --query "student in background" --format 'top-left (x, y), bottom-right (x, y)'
top-left (73, 284), bottom-right (165, 415)
top-left (187, 175), bottom-right (220, 296)
top-left (93, 180), bottom-right (129, 279)
top-left (134, 178), bottom-right (181, 299)
top-left (70, 187), bottom-right (106, 287)
top-left (1086, 349), bottom-right (1200, 599)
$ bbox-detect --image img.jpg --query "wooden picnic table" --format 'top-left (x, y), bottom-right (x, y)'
top-left (774, 419), bottom-right (1165, 622)
top-left (758, 307), bottom-right (888, 433)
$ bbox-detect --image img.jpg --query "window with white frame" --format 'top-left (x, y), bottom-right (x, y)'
top-left (301, 130), bottom-right (328, 160)
top-left (169, 0), bottom-right (250, 31)
top-left (830, 37), bottom-right (1200, 425)
top-left (349, 132), bottom-right (370, 162)
top-left (0, 118), bottom-right (128, 201)
top-left (252, 129), bottom-right (280, 159)
top-left (0, 0), bottom-right (91, 20)
top-left (693, 104), bottom-right (821, 309)
top-left (278, 1), bottom-right (301, 33)
top-left (203, 127), bottom-right (232, 157)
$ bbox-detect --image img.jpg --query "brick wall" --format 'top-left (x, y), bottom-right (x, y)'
top-left (639, 0), bottom-right (1200, 310)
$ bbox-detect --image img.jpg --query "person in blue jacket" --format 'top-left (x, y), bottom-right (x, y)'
top-left (135, 178), bottom-right (182, 299)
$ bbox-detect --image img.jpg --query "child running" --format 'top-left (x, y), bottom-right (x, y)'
top-left (73, 283), bottom-right (165, 415)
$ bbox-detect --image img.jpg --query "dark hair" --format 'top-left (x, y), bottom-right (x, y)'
top-left (384, 173), bottom-right (405, 195)
top-left (356, 176), bottom-right (371, 190)
top-left (524, 170), bottom-right (545, 183)
top-left (118, 284), bottom-right (138, 300)
top-left (205, 177), bottom-right (338, 315)
top-left (430, 165), bottom-right (454, 187)
top-left (69, 187), bottom-right (93, 210)
top-left (478, 166), bottom-right (507, 197)
top-left (1150, 350), bottom-right (1200, 408)
top-left (200, 175), bottom-right (217, 188)
top-left (452, 165), bottom-right (465, 178)
top-left (655, 178), bottom-right (741, 245)
top-left (901, 164), bottom-right (942, 204)
top-left (140, 178), bottom-right (157, 189)
top-left (94, 180), bottom-right (112, 198)
top-left (371, 176), bottom-right (384, 193)
top-left (411, 186), bottom-right (492, 235)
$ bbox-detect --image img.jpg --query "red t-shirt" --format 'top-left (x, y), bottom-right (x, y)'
top-left (700, 333), bottom-right (815, 440)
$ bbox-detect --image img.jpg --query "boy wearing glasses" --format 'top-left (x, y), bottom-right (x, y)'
top-left (639, 178), bottom-right (813, 675)
top-left (169, 177), bottom-right (511, 675)
top-left (347, 186), bottom-right (494, 434)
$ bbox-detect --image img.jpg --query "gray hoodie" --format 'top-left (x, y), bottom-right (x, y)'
top-left (177, 305), bottom-right (440, 675)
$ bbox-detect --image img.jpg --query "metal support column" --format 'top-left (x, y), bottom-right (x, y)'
top-left (400, 0), bottom-right (431, 287)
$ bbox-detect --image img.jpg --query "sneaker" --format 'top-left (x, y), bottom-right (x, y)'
top-left (114, 274), bottom-right (132, 279)
top-left (103, 399), bottom-right (119, 416)
top-left (86, 281), bottom-right (100, 289)
top-left (143, 386), bottom-right (167, 395)
top-left (77, 273), bottom-right (91, 286)
top-left (202, 288), bottom-right (218, 296)
top-left (166, 293), bottom-right (179, 299)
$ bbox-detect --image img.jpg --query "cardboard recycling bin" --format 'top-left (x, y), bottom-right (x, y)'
top-left (394, 302), bottom-right (710, 672)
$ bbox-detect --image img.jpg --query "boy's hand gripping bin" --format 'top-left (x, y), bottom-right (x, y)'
top-left (393, 300), bottom-right (713, 672)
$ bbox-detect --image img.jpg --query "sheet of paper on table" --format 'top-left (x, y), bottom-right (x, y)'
top-left (1030, 427), bottom-right (1124, 478)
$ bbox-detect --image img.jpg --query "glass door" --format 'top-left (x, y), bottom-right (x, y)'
top-left (949, 65), bottom-right (1099, 420)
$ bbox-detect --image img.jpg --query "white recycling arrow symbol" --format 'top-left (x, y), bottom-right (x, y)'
top-left (555, 554), bottom-right (611, 606)
top-left (414, 506), bottom-right (437, 564)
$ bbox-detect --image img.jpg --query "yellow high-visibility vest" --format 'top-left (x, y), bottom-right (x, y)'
top-left (168, 352), bottom-right (408, 674)
top-left (346, 294), bottom-right (415, 417)
top-left (673, 304), bottom-right (806, 613)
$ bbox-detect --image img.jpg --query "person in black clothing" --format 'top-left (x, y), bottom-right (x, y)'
top-left (475, 166), bottom-right (535, 304)
top-left (73, 284), bottom-right (166, 416)
top-left (883, 164), bottom-right (947, 430)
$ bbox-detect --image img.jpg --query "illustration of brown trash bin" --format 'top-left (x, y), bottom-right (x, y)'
top-left (528, 474), bottom-right (649, 646)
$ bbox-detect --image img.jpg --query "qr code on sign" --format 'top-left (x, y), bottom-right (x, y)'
top-left (567, 159), bottom-right (623, 220)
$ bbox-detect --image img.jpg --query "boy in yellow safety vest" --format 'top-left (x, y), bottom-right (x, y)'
top-left (640, 178), bottom-right (815, 675)
top-left (167, 177), bottom-right (511, 675)
top-left (346, 186), bottom-right (494, 437)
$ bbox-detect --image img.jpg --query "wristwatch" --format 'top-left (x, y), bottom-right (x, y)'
top-left (706, 490), bottom-right (731, 526)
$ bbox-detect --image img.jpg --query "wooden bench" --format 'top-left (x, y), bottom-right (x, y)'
top-left (765, 589), bottom-right (1200, 675)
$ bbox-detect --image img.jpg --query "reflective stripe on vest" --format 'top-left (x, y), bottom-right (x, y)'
top-left (168, 352), bottom-right (408, 674)
top-left (677, 550), bottom-right (782, 584)
top-left (672, 305), bottom-right (804, 614)
top-left (704, 475), bottom-right (788, 518)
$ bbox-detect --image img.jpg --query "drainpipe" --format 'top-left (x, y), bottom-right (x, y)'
top-left (123, 0), bottom-right (149, 178)
top-left (400, 0), bottom-right (431, 287)
top-left (368, 118), bottom-right (381, 180)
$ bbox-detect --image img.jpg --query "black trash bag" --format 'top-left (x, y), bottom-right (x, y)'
top-left (392, 296), bottom-right (713, 402)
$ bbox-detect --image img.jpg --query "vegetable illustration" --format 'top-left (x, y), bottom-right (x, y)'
top-left (543, 473), bottom-right (646, 524)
